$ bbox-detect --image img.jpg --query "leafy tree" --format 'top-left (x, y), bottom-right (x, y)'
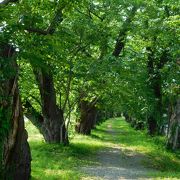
top-left (0, 1), bottom-right (31, 177)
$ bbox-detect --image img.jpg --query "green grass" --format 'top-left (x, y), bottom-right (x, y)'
top-left (26, 118), bottom-right (180, 180)
top-left (92, 118), bottom-right (180, 179)
top-left (25, 121), bottom-right (104, 180)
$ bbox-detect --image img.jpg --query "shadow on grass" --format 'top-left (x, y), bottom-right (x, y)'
top-left (91, 118), bottom-right (180, 179)
top-left (26, 120), bottom-right (104, 179)
top-left (29, 137), bottom-right (102, 180)
top-left (27, 118), bottom-right (180, 179)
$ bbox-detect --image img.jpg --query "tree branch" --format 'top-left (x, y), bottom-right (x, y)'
top-left (62, 61), bottom-right (73, 112)
top-left (88, 8), bottom-right (104, 21)
top-left (87, 96), bottom-right (99, 112)
top-left (24, 100), bottom-right (44, 134)
top-left (0, 0), bottom-right (18, 5)
top-left (29, 94), bottom-right (42, 108)
top-left (112, 6), bottom-right (137, 57)
top-left (26, 5), bottom-right (64, 35)
top-left (75, 8), bottom-right (92, 19)
top-left (25, 28), bottom-right (50, 35)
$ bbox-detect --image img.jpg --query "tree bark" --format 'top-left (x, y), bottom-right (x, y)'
top-left (146, 48), bottom-right (169, 135)
top-left (146, 47), bottom-right (160, 135)
top-left (27, 68), bottom-right (68, 144)
top-left (76, 100), bottom-right (97, 135)
top-left (112, 6), bottom-right (137, 57)
top-left (167, 98), bottom-right (180, 150)
top-left (0, 43), bottom-right (31, 179)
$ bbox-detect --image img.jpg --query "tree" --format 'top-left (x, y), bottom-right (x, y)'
top-left (16, 1), bottom-right (70, 144)
top-left (0, 1), bottom-right (31, 179)
top-left (0, 42), bottom-right (31, 179)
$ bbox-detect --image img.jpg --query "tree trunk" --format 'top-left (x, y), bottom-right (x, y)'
top-left (0, 43), bottom-right (31, 179)
top-left (167, 98), bottom-right (180, 150)
top-left (146, 44), bottom-right (170, 135)
top-left (76, 100), bottom-right (97, 135)
top-left (28, 68), bottom-right (68, 144)
top-left (146, 47), bottom-right (162, 135)
top-left (147, 116), bottom-right (158, 135)
top-left (147, 47), bottom-right (157, 135)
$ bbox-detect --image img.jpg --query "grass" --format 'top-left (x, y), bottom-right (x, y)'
top-left (25, 121), bottom-right (104, 180)
top-left (92, 118), bottom-right (180, 179)
top-left (26, 118), bottom-right (180, 180)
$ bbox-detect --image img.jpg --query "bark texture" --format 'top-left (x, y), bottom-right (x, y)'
top-left (167, 98), bottom-right (180, 150)
top-left (0, 43), bottom-right (31, 179)
top-left (25, 68), bottom-right (68, 144)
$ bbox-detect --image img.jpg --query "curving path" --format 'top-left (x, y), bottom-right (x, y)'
top-left (81, 124), bottom-right (157, 180)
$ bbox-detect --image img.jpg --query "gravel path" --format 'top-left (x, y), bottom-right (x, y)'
top-left (81, 125), bottom-right (157, 180)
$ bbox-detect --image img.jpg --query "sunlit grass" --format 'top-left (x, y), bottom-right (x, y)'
top-left (25, 121), bottom-right (104, 180)
top-left (26, 118), bottom-right (180, 179)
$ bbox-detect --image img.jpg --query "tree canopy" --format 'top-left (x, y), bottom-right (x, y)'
top-left (0, 0), bottom-right (179, 178)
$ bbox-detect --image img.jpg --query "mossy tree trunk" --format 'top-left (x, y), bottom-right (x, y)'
top-left (0, 43), bottom-right (31, 179)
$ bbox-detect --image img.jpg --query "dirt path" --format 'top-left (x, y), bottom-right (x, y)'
top-left (81, 124), bottom-right (157, 180)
